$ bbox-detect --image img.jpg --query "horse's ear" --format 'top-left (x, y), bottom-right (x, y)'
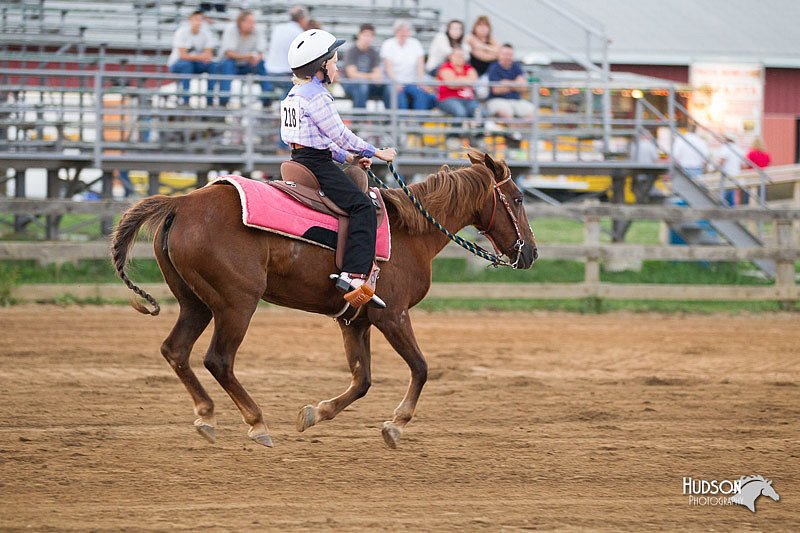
top-left (483, 152), bottom-right (503, 180)
top-left (466, 149), bottom-right (484, 166)
top-left (768, 480), bottom-right (773, 485)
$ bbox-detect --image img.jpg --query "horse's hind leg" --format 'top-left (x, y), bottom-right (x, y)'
top-left (374, 311), bottom-right (428, 449)
top-left (161, 300), bottom-right (214, 442)
top-left (203, 302), bottom-right (273, 447)
top-left (155, 229), bottom-right (216, 442)
top-left (297, 319), bottom-right (372, 432)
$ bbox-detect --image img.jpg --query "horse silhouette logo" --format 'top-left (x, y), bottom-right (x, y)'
top-left (731, 475), bottom-right (780, 512)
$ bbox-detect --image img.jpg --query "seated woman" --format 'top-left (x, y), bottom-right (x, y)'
top-left (436, 47), bottom-right (480, 118)
top-left (426, 19), bottom-right (470, 77)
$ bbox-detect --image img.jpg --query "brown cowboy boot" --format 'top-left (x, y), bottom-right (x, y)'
top-left (333, 263), bottom-right (385, 309)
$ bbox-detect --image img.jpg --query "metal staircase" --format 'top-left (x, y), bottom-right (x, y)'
top-left (636, 99), bottom-right (776, 278)
top-left (670, 164), bottom-right (775, 277)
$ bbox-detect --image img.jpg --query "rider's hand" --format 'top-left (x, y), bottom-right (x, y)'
top-left (345, 153), bottom-right (355, 164)
top-left (375, 147), bottom-right (397, 162)
top-left (357, 157), bottom-right (372, 170)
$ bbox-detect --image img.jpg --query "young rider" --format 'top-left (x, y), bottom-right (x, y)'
top-left (281, 29), bottom-right (397, 308)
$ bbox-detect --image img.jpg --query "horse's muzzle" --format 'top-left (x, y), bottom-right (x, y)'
top-left (515, 244), bottom-right (537, 269)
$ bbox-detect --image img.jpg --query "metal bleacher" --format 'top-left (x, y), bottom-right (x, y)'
top-left (0, 0), bottom-right (784, 279)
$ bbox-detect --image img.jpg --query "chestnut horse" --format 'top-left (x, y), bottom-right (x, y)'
top-left (111, 151), bottom-right (537, 449)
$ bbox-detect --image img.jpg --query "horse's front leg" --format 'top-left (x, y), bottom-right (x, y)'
top-left (373, 309), bottom-right (428, 449)
top-left (296, 318), bottom-right (372, 432)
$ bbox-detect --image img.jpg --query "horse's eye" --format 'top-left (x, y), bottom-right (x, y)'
top-left (514, 197), bottom-right (523, 205)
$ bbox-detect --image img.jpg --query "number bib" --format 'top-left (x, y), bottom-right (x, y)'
top-left (281, 99), bottom-right (300, 133)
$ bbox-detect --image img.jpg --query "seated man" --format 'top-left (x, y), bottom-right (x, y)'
top-left (167, 10), bottom-right (218, 106)
top-left (380, 20), bottom-right (436, 110)
top-left (342, 24), bottom-right (384, 109)
top-left (486, 43), bottom-right (534, 119)
top-left (217, 10), bottom-right (271, 106)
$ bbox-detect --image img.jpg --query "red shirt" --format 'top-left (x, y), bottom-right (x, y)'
top-left (437, 62), bottom-right (476, 101)
top-left (747, 149), bottom-right (771, 168)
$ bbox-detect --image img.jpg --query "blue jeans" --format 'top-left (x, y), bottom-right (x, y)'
top-left (169, 60), bottom-right (217, 105)
top-left (384, 84), bottom-right (436, 110)
top-left (217, 58), bottom-right (272, 105)
top-left (343, 81), bottom-right (385, 108)
top-left (438, 97), bottom-right (480, 118)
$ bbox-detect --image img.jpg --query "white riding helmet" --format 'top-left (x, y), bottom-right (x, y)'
top-left (288, 29), bottom-right (345, 81)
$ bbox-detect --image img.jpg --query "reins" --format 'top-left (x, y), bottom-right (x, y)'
top-left (367, 161), bottom-right (525, 268)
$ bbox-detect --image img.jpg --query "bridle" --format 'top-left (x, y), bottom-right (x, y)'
top-left (368, 161), bottom-right (532, 268)
top-left (475, 174), bottom-right (530, 269)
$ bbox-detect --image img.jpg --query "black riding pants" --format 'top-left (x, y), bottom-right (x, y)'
top-left (291, 147), bottom-right (376, 275)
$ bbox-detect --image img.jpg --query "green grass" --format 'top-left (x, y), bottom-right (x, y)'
top-left (0, 214), bottom-right (111, 241)
top-left (432, 258), bottom-right (774, 285)
top-left (528, 217), bottom-right (662, 244)
top-left (416, 298), bottom-right (797, 314)
top-left (1, 257), bottom-right (786, 287)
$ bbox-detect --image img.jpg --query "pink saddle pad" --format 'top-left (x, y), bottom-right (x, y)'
top-left (207, 175), bottom-right (391, 261)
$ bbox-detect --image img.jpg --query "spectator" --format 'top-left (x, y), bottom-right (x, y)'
top-left (466, 16), bottom-right (499, 76)
top-left (716, 132), bottom-right (746, 177)
top-left (747, 137), bottom-right (771, 168)
top-left (436, 47), bottom-right (479, 118)
top-left (486, 44), bottom-right (534, 119)
top-left (342, 24), bottom-right (384, 109)
top-left (266, 5), bottom-right (310, 97)
top-left (200, 3), bottom-right (226, 14)
top-left (167, 10), bottom-right (218, 105)
top-left (307, 19), bottom-right (321, 30)
top-left (631, 130), bottom-right (660, 201)
top-left (380, 20), bottom-right (436, 110)
top-left (672, 124), bottom-right (710, 177)
top-left (217, 10), bottom-right (271, 107)
top-left (426, 19), bottom-right (469, 76)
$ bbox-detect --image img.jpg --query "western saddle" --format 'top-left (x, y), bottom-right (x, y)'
top-left (269, 161), bottom-right (385, 269)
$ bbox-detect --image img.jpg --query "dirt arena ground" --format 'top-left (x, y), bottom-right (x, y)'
top-left (1, 305), bottom-right (798, 531)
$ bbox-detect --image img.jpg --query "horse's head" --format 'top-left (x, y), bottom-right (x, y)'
top-left (761, 479), bottom-right (780, 501)
top-left (467, 151), bottom-right (538, 269)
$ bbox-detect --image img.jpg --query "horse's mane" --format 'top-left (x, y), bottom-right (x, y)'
top-left (739, 475), bottom-right (768, 485)
top-left (380, 160), bottom-right (495, 235)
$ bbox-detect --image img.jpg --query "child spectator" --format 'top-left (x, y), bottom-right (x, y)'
top-left (217, 10), bottom-right (271, 107)
top-left (167, 10), bottom-right (218, 105)
top-left (747, 137), bottom-right (771, 168)
top-left (426, 20), bottom-right (469, 76)
top-left (342, 24), bottom-right (384, 109)
top-left (436, 47), bottom-right (479, 118)
top-left (466, 16), bottom-right (500, 76)
top-left (380, 20), bottom-right (436, 110)
top-left (486, 44), bottom-right (534, 119)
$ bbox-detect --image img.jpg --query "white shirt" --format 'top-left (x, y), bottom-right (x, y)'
top-left (672, 131), bottom-right (710, 169)
top-left (380, 37), bottom-right (424, 84)
top-left (632, 137), bottom-right (659, 164)
top-left (425, 32), bottom-right (470, 72)
top-left (716, 141), bottom-right (746, 177)
top-left (266, 20), bottom-right (303, 74)
top-left (218, 22), bottom-right (267, 62)
top-left (167, 22), bottom-right (217, 67)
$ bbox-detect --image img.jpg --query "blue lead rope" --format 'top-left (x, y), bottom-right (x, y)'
top-left (367, 162), bottom-right (504, 266)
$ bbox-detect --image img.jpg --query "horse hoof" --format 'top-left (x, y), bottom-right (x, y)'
top-left (250, 433), bottom-right (274, 448)
top-left (381, 421), bottom-right (402, 449)
top-left (193, 420), bottom-right (216, 444)
top-left (296, 405), bottom-right (316, 433)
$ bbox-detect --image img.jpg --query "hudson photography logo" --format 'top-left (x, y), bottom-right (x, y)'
top-left (682, 475), bottom-right (780, 512)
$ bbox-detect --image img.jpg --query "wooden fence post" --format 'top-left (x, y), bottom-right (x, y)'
top-left (774, 218), bottom-right (796, 309)
top-left (584, 201), bottom-right (601, 298)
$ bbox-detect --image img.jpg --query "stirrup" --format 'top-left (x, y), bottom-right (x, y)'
top-left (330, 273), bottom-right (386, 309)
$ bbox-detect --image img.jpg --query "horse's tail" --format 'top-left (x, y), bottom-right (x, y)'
top-left (111, 195), bottom-right (178, 316)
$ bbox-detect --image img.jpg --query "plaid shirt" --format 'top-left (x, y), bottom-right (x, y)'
top-left (280, 77), bottom-right (376, 163)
